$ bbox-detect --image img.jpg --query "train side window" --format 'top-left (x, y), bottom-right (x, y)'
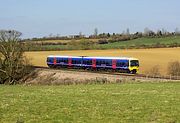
top-left (83, 59), bottom-right (87, 64)
top-left (58, 58), bottom-right (61, 63)
top-left (85, 59), bottom-right (88, 65)
top-left (64, 58), bottom-right (68, 63)
top-left (72, 59), bottom-right (75, 64)
top-left (122, 62), bottom-right (125, 67)
top-left (119, 62), bottom-right (123, 67)
top-left (96, 60), bottom-right (100, 65)
top-left (107, 60), bottom-right (112, 66)
top-left (76, 59), bottom-right (79, 64)
top-left (76, 59), bottom-right (81, 64)
top-left (100, 60), bottom-right (102, 65)
top-left (88, 59), bottom-right (92, 65)
top-left (57, 58), bottom-right (60, 63)
top-left (116, 61), bottom-right (121, 67)
top-left (85, 59), bottom-right (89, 65)
top-left (125, 62), bottom-right (129, 66)
top-left (88, 60), bottom-right (90, 65)
top-left (102, 60), bottom-right (105, 64)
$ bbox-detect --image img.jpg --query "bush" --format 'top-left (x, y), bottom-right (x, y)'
top-left (168, 61), bottom-right (180, 76)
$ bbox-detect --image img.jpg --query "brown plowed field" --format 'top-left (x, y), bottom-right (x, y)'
top-left (25, 48), bottom-right (180, 75)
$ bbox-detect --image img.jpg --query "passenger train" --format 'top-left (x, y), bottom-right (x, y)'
top-left (47, 56), bottom-right (139, 74)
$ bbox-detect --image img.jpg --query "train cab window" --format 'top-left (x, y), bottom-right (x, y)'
top-left (47, 58), bottom-right (53, 63)
top-left (130, 60), bottom-right (139, 67)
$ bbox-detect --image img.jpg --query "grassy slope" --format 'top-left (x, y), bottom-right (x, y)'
top-left (97, 36), bottom-right (180, 49)
top-left (37, 36), bottom-right (180, 50)
top-left (0, 83), bottom-right (180, 123)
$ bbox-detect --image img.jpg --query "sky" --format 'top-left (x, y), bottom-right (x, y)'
top-left (0, 0), bottom-right (180, 38)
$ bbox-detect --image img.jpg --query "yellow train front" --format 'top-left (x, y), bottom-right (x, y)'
top-left (128, 58), bottom-right (139, 74)
top-left (47, 56), bottom-right (139, 74)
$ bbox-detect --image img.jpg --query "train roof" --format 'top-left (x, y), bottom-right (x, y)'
top-left (47, 55), bottom-right (138, 60)
top-left (48, 55), bottom-right (82, 58)
top-left (84, 57), bottom-right (138, 60)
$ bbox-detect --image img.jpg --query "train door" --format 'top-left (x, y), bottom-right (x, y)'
top-left (68, 57), bottom-right (72, 67)
top-left (112, 59), bottom-right (116, 69)
top-left (53, 57), bottom-right (57, 65)
top-left (92, 59), bottom-right (96, 68)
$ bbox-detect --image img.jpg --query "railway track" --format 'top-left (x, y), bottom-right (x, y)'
top-left (33, 66), bottom-right (180, 81)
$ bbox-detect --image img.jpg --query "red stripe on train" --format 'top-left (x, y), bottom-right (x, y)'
top-left (53, 57), bottom-right (57, 65)
top-left (112, 59), bottom-right (116, 69)
top-left (68, 57), bottom-right (72, 67)
top-left (92, 59), bottom-right (96, 68)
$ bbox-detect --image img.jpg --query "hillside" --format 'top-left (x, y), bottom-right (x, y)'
top-left (27, 36), bottom-right (180, 51)
top-left (97, 36), bottom-right (180, 49)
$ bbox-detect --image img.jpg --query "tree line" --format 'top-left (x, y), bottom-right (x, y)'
top-left (25, 27), bottom-right (180, 41)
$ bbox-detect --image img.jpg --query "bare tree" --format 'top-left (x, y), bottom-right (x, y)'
top-left (0, 30), bottom-right (31, 84)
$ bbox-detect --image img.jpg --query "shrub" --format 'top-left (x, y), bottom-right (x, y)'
top-left (98, 39), bottom-right (108, 44)
top-left (146, 65), bottom-right (161, 77)
top-left (167, 61), bottom-right (180, 76)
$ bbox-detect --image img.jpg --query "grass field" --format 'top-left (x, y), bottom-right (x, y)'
top-left (0, 83), bottom-right (180, 123)
top-left (25, 48), bottom-right (180, 75)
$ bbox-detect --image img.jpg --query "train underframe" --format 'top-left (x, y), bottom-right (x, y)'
top-left (48, 64), bottom-right (137, 74)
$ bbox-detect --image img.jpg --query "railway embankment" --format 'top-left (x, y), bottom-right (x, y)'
top-left (23, 68), bottom-right (180, 85)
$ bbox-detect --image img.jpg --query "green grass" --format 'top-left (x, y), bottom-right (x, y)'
top-left (97, 36), bottom-right (180, 49)
top-left (1, 83), bottom-right (180, 123)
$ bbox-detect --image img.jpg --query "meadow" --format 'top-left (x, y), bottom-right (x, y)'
top-left (0, 83), bottom-right (180, 123)
top-left (25, 48), bottom-right (180, 75)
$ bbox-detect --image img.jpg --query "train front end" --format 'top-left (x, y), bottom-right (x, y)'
top-left (128, 58), bottom-right (139, 74)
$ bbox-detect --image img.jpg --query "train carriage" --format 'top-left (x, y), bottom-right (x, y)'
top-left (47, 55), bottom-right (139, 74)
